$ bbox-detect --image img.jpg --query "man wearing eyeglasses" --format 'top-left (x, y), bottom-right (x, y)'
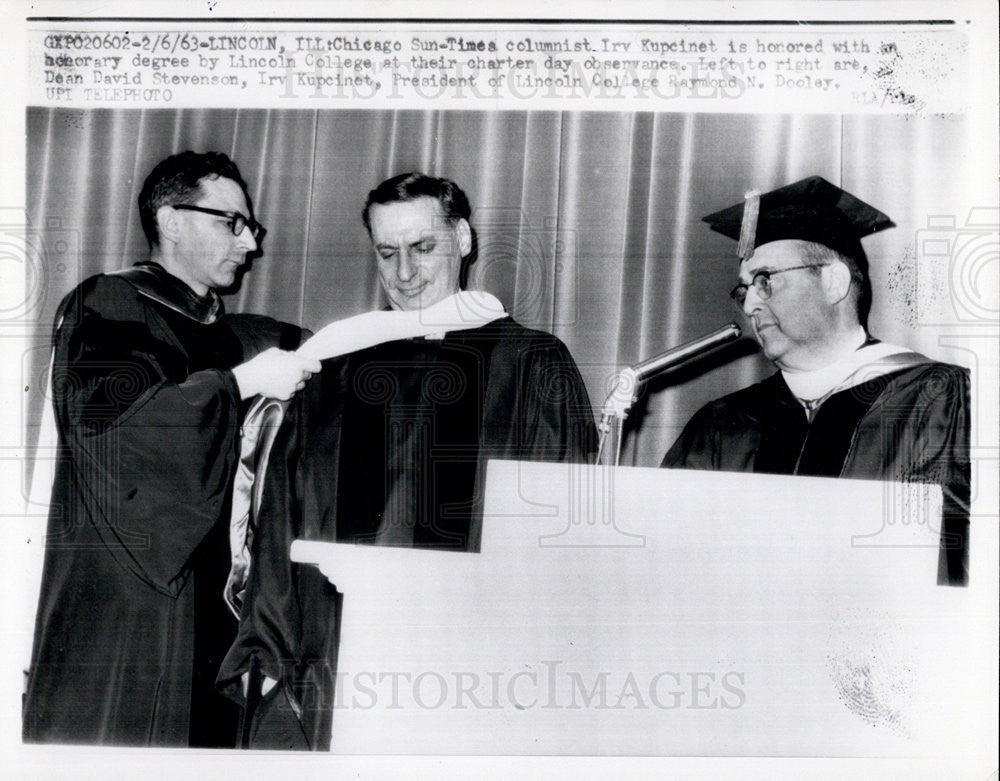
top-left (662, 177), bottom-right (970, 585)
top-left (23, 151), bottom-right (320, 747)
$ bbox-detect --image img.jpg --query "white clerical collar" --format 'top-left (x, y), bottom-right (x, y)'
top-left (780, 327), bottom-right (929, 406)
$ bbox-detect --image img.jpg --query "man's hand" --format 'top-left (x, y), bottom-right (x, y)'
top-left (231, 348), bottom-right (322, 400)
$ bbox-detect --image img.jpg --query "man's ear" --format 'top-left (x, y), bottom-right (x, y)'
top-left (156, 205), bottom-right (181, 246)
top-left (824, 260), bottom-right (853, 305)
top-left (455, 218), bottom-right (472, 257)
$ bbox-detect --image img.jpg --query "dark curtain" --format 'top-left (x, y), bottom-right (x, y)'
top-left (25, 108), bottom-right (968, 468)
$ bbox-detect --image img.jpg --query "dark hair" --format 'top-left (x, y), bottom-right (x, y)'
top-left (362, 172), bottom-right (471, 234)
top-left (138, 151), bottom-right (251, 248)
top-left (801, 241), bottom-right (872, 328)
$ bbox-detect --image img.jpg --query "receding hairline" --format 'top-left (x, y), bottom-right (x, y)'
top-left (366, 195), bottom-right (462, 231)
top-left (191, 173), bottom-right (252, 206)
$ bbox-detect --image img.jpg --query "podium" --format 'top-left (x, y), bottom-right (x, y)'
top-left (291, 459), bottom-right (990, 757)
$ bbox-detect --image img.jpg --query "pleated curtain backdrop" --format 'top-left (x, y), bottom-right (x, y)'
top-left (25, 108), bottom-right (968, 468)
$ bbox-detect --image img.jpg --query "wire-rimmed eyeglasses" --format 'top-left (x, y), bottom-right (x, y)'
top-left (173, 204), bottom-right (266, 242)
top-left (729, 264), bottom-right (828, 306)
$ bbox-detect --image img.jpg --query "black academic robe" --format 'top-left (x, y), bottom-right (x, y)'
top-left (217, 317), bottom-right (597, 750)
top-left (23, 263), bottom-right (303, 746)
top-left (662, 362), bottom-right (971, 584)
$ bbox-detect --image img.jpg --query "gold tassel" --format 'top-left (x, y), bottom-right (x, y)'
top-left (737, 189), bottom-right (761, 261)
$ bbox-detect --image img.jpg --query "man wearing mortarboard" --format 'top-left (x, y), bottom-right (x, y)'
top-left (662, 176), bottom-right (970, 586)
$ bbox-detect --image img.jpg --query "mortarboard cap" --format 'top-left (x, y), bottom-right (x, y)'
top-left (702, 176), bottom-right (895, 268)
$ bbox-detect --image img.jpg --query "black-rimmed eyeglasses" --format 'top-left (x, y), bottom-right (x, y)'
top-left (729, 264), bottom-right (828, 306)
top-left (173, 204), bottom-right (265, 242)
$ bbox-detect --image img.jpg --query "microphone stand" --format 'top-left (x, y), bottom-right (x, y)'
top-left (596, 323), bottom-right (742, 466)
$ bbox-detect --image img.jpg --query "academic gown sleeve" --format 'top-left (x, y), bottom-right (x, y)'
top-left (842, 363), bottom-right (971, 584)
top-left (515, 334), bottom-right (598, 462)
top-left (216, 368), bottom-right (343, 751)
top-left (660, 394), bottom-right (760, 472)
top-left (661, 403), bottom-right (720, 470)
top-left (467, 324), bottom-right (596, 551)
top-left (52, 274), bottom-right (243, 595)
top-left (480, 322), bottom-right (597, 464)
top-left (922, 367), bottom-right (970, 585)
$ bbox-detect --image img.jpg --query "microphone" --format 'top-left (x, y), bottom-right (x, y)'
top-left (596, 322), bottom-right (743, 465)
top-left (629, 322), bottom-right (742, 381)
top-left (601, 323), bottom-right (743, 424)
